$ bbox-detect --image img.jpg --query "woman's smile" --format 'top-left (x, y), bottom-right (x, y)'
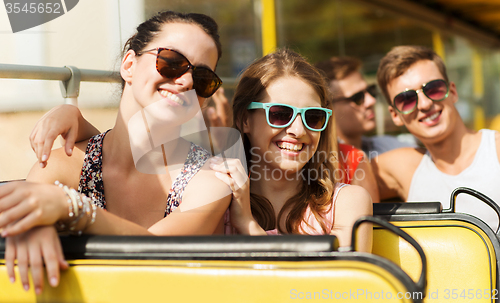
top-left (159, 89), bottom-right (187, 106)
top-left (276, 141), bottom-right (304, 152)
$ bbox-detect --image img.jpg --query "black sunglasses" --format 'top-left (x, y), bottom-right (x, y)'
top-left (392, 79), bottom-right (449, 114)
top-left (138, 48), bottom-right (222, 98)
top-left (332, 84), bottom-right (377, 105)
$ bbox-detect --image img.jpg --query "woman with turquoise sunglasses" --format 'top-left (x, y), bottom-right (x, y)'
top-left (210, 48), bottom-right (372, 252)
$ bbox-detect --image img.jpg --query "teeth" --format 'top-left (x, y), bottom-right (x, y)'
top-left (159, 90), bottom-right (185, 106)
top-left (277, 142), bottom-right (303, 152)
top-left (422, 112), bottom-right (439, 122)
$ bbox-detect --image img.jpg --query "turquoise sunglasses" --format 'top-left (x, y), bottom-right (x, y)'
top-left (247, 102), bottom-right (332, 132)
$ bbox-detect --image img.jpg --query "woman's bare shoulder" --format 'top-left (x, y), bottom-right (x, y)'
top-left (27, 140), bottom-right (89, 187)
top-left (335, 185), bottom-right (373, 217)
top-left (336, 184), bottom-right (372, 209)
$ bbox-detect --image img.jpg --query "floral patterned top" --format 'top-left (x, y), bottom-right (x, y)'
top-left (164, 142), bottom-right (211, 216)
top-left (78, 130), bottom-right (211, 217)
top-left (78, 130), bottom-right (110, 209)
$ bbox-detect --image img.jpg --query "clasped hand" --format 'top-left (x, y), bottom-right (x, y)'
top-left (0, 181), bottom-right (68, 237)
top-left (209, 157), bottom-right (259, 233)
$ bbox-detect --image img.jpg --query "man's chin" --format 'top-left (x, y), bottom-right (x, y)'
top-left (363, 122), bottom-right (377, 133)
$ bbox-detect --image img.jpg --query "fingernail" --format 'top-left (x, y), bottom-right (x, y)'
top-left (50, 277), bottom-right (58, 287)
top-left (68, 148), bottom-right (73, 155)
top-left (23, 284), bottom-right (29, 291)
top-left (9, 277), bottom-right (15, 284)
top-left (1, 230), bottom-right (7, 237)
top-left (41, 154), bottom-right (48, 162)
top-left (35, 287), bottom-right (42, 295)
top-left (39, 162), bottom-right (45, 168)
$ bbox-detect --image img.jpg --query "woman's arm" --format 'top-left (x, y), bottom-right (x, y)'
top-left (331, 184), bottom-right (373, 253)
top-left (1, 152), bottom-right (233, 237)
top-left (0, 143), bottom-right (88, 236)
top-left (2, 154), bottom-right (233, 292)
top-left (3, 181), bottom-right (232, 293)
top-left (30, 104), bottom-right (100, 168)
top-left (209, 157), bottom-right (267, 235)
top-left (85, 165), bottom-right (233, 236)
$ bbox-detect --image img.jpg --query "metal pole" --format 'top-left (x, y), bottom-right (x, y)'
top-left (0, 63), bottom-right (122, 105)
top-left (0, 64), bottom-right (121, 83)
top-left (0, 64), bottom-right (71, 81)
top-left (261, 0), bottom-right (277, 55)
top-left (60, 66), bottom-right (81, 106)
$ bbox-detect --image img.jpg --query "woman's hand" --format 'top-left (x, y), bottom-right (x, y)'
top-left (209, 157), bottom-right (265, 235)
top-left (0, 182), bottom-right (68, 237)
top-left (30, 104), bottom-right (81, 168)
top-left (5, 225), bottom-right (68, 294)
top-left (30, 104), bottom-right (99, 168)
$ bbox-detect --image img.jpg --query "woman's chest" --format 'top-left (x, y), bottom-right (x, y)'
top-left (103, 173), bottom-right (173, 228)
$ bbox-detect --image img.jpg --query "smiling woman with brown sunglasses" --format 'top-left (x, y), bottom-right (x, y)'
top-left (0, 11), bottom-right (232, 294)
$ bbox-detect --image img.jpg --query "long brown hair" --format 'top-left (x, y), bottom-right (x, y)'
top-left (232, 48), bottom-right (339, 234)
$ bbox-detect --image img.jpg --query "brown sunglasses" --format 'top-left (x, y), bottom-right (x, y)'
top-left (138, 47), bottom-right (222, 98)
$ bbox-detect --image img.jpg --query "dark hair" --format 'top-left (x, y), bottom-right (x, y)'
top-left (377, 45), bottom-right (448, 105)
top-left (314, 56), bottom-right (362, 99)
top-left (121, 11), bottom-right (222, 87)
top-left (232, 48), bottom-right (339, 234)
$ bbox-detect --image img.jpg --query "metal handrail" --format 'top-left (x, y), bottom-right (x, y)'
top-left (0, 63), bottom-right (121, 106)
top-left (0, 63), bottom-right (238, 106)
top-left (0, 63), bottom-right (121, 82)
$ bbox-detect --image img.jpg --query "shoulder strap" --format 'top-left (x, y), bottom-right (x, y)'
top-left (78, 130), bottom-right (110, 209)
top-left (164, 143), bottom-right (211, 217)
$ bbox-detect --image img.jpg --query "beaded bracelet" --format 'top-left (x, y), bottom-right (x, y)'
top-left (69, 194), bottom-right (92, 235)
top-left (54, 181), bottom-right (74, 218)
top-left (54, 181), bottom-right (97, 235)
top-left (55, 182), bottom-right (82, 230)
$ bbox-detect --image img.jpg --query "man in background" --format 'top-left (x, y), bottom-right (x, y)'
top-left (315, 57), bottom-right (416, 159)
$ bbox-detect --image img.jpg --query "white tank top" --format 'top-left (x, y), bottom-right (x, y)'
top-left (407, 129), bottom-right (500, 231)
